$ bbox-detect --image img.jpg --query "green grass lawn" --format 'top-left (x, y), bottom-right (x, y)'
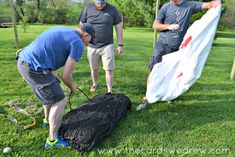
top-left (0, 25), bottom-right (235, 157)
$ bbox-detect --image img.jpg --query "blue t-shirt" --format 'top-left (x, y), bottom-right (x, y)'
top-left (79, 3), bottom-right (121, 48)
top-left (19, 26), bottom-right (84, 71)
top-left (157, 0), bottom-right (203, 49)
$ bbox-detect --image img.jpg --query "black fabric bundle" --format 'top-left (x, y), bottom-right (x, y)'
top-left (59, 93), bottom-right (132, 151)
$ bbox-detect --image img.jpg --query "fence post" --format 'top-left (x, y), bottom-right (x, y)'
top-left (9, 0), bottom-right (19, 49)
top-left (153, 0), bottom-right (160, 47)
top-left (230, 57), bottom-right (235, 80)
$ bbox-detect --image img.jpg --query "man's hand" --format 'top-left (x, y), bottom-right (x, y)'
top-left (117, 46), bottom-right (123, 55)
top-left (167, 24), bottom-right (180, 31)
top-left (202, 0), bottom-right (221, 9)
top-left (212, 0), bottom-right (221, 8)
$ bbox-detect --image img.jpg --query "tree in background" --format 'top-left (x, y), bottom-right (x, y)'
top-left (109, 0), bottom-right (229, 28)
top-left (0, 0), bottom-right (232, 28)
top-left (15, 0), bottom-right (25, 17)
top-left (15, 0), bottom-right (30, 32)
top-left (0, 0), bottom-right (12, 23)
top-left (220, 0), bottom-right (235, 29)
top-left (19, 15), bottom-right (29, 32)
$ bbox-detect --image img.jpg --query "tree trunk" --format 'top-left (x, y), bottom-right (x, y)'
top-left (84, 0), bottom-right (87, 6)
top-left (153, 0), bottom-right (160, 47)
top-left (36, 0), bottom-right (40, 22)
top-left (9, 0), bottom-right (19, 48)
top-left (51, 0), bottom-right (56, 7)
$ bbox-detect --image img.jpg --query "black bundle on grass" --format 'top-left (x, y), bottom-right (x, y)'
top-left (59, 93), bottom-right (132, 151)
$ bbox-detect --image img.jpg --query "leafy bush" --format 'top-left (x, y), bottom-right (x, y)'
top-left (108, 0), bottom-right (230, 28)
top-left (24, 3), bottom-right (38, 23)
top-left (55, 6), bottom-right (68, 24)
top-left (220, 0), bottom-right (235, 29)
top-left (66, 5), bottom-right (83, 24)
top-left (0, 2), bottom-right (11, 23)
top-left (1, 0), bottom-right (233, 27)
top-left (39, 6), bottom-right (68, 24)
top-left (19, 16), bottom-right (29, 32)
top-left (190, 10), bottom-right (207, 25)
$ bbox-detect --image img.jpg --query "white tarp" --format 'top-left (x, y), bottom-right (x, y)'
top-left (146, 5), bottom-right (221, 103)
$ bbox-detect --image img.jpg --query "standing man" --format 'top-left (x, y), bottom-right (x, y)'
top-left (17, 23), bottom-right (95, 149)
top-left (138, 0), bottom-right (221, 110)
top-left (79, 0), bottom-right (123, 94)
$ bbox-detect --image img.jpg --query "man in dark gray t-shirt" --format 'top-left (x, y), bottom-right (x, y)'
top-left (149, 0), bottom-right (221, 71)
top-left (79, 0), bottom-right (123, 94)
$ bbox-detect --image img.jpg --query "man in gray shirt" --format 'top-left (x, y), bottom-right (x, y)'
top-left (150, 0), bottom-right (221, 70)
top-left (138, 0), bottom-right (220, 110)
top-left (79, 0), bottom-right (123, 93)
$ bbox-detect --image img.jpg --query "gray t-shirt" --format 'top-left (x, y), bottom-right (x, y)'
top-left (79, 3), bottom-right (121, 48)
top-left (157, 0), bottom-right (203, 49)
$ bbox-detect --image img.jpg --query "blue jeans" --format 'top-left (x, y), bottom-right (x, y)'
top-left (149, 41), bottom-right (178, 71)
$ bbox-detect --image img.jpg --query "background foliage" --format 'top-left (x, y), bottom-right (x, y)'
top-left (0, 25), bottom-right (234, 156)
top-left (0, 0), bottom-right (234, 29)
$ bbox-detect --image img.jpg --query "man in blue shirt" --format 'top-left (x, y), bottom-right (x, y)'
top-left (79, 0), bottom-right (123, 94)
top-left (17, 23), bottom-right (95, 149)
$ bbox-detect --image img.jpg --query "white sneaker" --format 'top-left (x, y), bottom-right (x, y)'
top-left (136, 100), bottom-right (149, 111)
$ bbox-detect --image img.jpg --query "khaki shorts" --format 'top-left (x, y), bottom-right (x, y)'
top-left (87, 44), bottom-right (115, 70)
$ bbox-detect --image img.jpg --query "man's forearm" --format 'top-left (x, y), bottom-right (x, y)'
top-left (62, 57), bottom-right (77, 93)
top-left (153, 22), bottom-right (170, 31)
top-left (115, 23), bottom-right (123, 45)
top-left (153, 20), bottom-right (179, 31)
top-left (62, 74), bottom-right (75, 92)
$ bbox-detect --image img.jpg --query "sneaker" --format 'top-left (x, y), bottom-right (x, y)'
top-left (42, 119), bottom-right (49, 127)
top-left (56, 134), bottom-right (64, 140)
top-left (107, 91), bottom-right (113, 94)
top-left (44, 137), bottom-right (69, 149)
top-left (167, 101), bottom-right (172, 104)
top-left (143, 96), bottom-right (147, 101)
top-left (136, 100), bottom-right (149, 111)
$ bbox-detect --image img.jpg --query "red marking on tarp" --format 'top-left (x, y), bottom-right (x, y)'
top-left (181, 36), bottom-right (192, 49)
top-left (177, 72), bottom-right (183, 78)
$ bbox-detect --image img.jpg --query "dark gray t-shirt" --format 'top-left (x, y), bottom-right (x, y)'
top-left (157, 0), bottom-right (203, 49)
top-left (79, 3), bottom-right (121, 48)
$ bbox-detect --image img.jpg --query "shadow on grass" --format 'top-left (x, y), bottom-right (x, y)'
top-left (0, 105), bottom-right (8, 115)
top-left (0, 57), bottom-right (16, 62)
top-left (94, 93), bottom-right (235, 151)
top-left (212, 42), bottom-right (235, 48)
top-left (95, 100), bottom-right (235, 152)
top-left (216, 32), bottom-right (235, 39)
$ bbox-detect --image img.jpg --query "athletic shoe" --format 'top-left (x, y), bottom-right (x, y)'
top-left (136, 100), bottom-right (149, 111)
top-left (42, 119), bottom-right (49, 127)
top-left (56, 134), bottom-right (65, 140)
top-left (44, 137), bottom-right (69, 149)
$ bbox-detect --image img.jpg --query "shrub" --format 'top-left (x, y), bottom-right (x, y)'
top-left (220, 0), bottom-right (235, 29)
top-left (19, 16), bottom-right (29, 32)
top-left (66, 5), bottom-right (83, 24)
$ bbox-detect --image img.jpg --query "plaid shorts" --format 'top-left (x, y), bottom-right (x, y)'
top-left (17, 59), bottom-right (65, 105)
